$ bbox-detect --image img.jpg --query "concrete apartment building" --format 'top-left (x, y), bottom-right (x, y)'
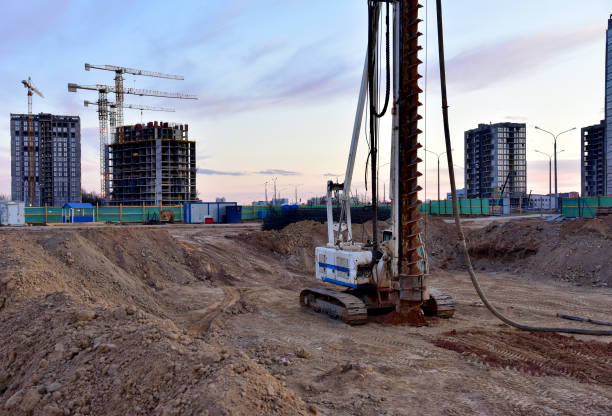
top-left (109, 121), bottom-right (197, 205)
top-left (464, 122), bottom-right (526, 205)
top-left (10, 113), bottom-right (81, 206)
top-left (581, 120), bottom-right (606, 196)
top-left (606, 14), bottom-right (612, 194)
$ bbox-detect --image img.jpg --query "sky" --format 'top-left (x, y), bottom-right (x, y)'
top-left (1, 0), bottom-right (611, 204)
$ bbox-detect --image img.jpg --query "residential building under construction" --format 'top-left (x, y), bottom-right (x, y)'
top-left (108, 121), bottom-right (197, 205)
top-left (464, 122), bottom-right (526, 205)
top-left (581, 120), bottom-right (606, 196)
top-left (10, 113), bottom-right (81, 206)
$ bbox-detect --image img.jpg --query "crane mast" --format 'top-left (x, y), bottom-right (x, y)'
top-left (68, 80), bottom-right (196, 199)
top-left (21, 77), bottom-right (44, 206)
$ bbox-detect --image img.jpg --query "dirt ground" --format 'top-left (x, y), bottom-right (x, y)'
top-left (0, 217), bottom-right (610, 415)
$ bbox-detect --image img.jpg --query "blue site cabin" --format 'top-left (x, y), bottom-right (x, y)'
top-left (62, 202), bottom-right (95, 223)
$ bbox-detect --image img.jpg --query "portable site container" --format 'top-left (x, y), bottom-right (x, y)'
top-left (0, 201), bottom-right (25, 226)
top-left (62, 202), bottom-right (95, 223)
top-left (225, 206), bottom-right (242, 223)
top-left (184, 202), bottom-right (238, 224)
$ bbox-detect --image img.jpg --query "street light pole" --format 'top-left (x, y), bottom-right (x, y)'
top-left (264, 181), bottom-right (269, 205)
top-left (535, 150), bottom-right (551, 210)
top-left (425, 148), bottom-right (453, 202)
top-left (534, 126), bottom-right (575, 211)
top-left (377, 162), bottom-right (390, 205)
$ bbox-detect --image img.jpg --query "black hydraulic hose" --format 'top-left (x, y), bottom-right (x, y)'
top-left (434, 0), bottom-right (612, 336)
top-left (371, 1), bottom-right (391, 118)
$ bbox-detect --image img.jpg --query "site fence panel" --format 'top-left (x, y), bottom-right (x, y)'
top-left (561, 196), bottom-right (612, 218)
top-left (240, 204), bottom-right (394, 221)
top-left (419, 199), bottom-right (490, 215)
top-left (24, 205), bottom-right (184, 224)
top-left (24, 207), bottom-right (63, 224)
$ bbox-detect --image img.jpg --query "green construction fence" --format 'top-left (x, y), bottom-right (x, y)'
top-left (561, 196), bottom-right (612, 218)
top-left (419, 199), bottom-right (491, 215)
top-left (25, 205), bottom-right (184, 224)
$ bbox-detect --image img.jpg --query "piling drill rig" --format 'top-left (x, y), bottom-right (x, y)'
top-left (300, 0), bottom-right (454, 324)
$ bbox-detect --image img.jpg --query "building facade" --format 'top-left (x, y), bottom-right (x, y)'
top-left (581, 120), bottom-right (606, 196)
top-left (109, 122), bottom-right (197, 205)
top-left (10, 113), bottom-right (81, 206)
top-left (606, 15), bottom-right (612, 194)
top-left (446, 188), bottom-right (466, 200)
top-left (464, 123), bottom-right (526, 204)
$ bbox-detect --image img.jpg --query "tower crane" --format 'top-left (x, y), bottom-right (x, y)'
top-left (84, 63), bottom-right (184, 128)
top-left (21, 77), bottom-right (44, 206)
top-left (67, 83), bottom-right (196, 198)
top-left (83, 99), bottom-right (175, 200)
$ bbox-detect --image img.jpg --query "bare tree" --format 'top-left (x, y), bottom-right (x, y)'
top-left (81, 189), bottom-right (104, 205)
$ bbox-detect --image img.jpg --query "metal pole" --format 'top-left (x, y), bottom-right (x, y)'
top-left (554, 138), bottom-right (558, 211)
top-left (535, 126), bottom-right (575, 211)
top-left (549, 157), bottom-right (551, 211)
top-left (264, 181), bottom-right (268, 205)
top-left (437, 156), bottom-right (440, 203)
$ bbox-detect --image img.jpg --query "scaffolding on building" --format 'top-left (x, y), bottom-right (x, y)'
top-left (108, 122), bottom-right (196, 206)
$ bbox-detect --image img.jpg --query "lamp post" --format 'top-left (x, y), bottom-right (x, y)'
top-left (264, 181), bottom-right (269, 205)
top-left (535, 149), bottom-right (564, 211)
top-left (425, 148), bottom-right (453, 202)
top-left (377, 162), bottom-right (390, 204)
top-left (272, 177), bottom-right (278, 205)
top-left (534, 150), bottom-right (551, 211)
top-left (534, 126), bottom-right (575, 211)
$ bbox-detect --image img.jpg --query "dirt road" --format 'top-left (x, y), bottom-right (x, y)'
top-left (0, 220), bottom-right (610, 415)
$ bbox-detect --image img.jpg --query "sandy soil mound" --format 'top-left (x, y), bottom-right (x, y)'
top-left (463, 217), bottom-right (612, 286)
top-left (420, 217), bottom-right (460, 269)
top-left (233, 221), bottom-right (328, 274)
top-left (236, 216), bottom-right (611, 286)
top-left (416, 216), bottom-right (612, 287)
top-left (0, 228), bottom-right (312, 416)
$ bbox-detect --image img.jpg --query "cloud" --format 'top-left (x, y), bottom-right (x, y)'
top-left (197, 154), bottom-right (213, 162)
top-left (504, 115), bottom-right (527, 121)
top-left (257, 169), bottom-right (299, 176)
top-left (323, 173), bottom-right (342, 177)
top-left (184, 37), bottom-right (359, 118)
top-left (439, 26), bottom-right (601, 91)
top-left (244, 40), bottom-right (286, 64)
top-left (197, 168), bottom-right (245, 176)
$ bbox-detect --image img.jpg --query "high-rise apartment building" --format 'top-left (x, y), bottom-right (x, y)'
top-left (606, 14), bottom-right (612, 194)
top-left (464, 123), bottom-right (526, 204)
top-left (109, 121), bottom-right (196, 205)
top-left (10, 113), bottom-right (81, 206)
top-left (581, 120), bottom-right (606, 196)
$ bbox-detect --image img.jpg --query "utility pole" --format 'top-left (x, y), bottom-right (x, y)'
top-left (264, 181), bottom-right (269, 205)
top-left (534, 126), bottom-right (575, 211)
top-left (377, 162), bottom-right (390, 205)
top-left (272, 177), bottom-right (278, 205)
top-left (425, 148), bottom-right (452, 202)
top-left (535, 149), bottom-right (564, 211)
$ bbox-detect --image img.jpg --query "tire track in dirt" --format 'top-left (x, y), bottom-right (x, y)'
top-left (184, 287), bottom-right (241, 336)
top-left (433, 330), bottom-right (612, 385)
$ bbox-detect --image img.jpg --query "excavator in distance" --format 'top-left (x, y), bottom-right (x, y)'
top-left (300, 0), bottom-right (454, 324)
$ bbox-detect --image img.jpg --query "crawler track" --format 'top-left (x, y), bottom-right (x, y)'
top-left (300, 288), bottom-right (368, 325)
